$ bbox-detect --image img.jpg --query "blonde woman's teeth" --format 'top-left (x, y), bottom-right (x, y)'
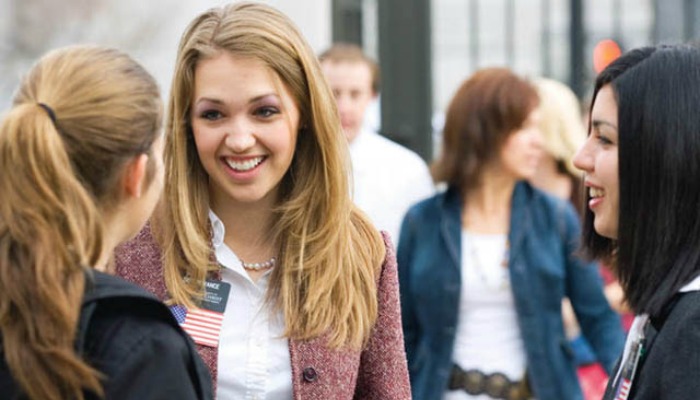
top-left (226, 157), bottom-right (263, 171)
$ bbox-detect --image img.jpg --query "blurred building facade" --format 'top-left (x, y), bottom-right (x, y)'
top-left (335, 0), bottom-right (700, 159)
top-left (0, 0), bottom-right (331, 111)
top-left (338, 0), bottom-right (659, 160)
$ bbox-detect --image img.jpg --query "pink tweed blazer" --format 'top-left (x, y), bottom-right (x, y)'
top-left (114, 225), bottom-right (411, 399)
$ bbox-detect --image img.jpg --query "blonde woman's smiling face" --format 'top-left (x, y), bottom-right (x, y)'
top-left (574, 84), bottom-right (619, 239)
top-left (190, 53), bottom-right (300, 209)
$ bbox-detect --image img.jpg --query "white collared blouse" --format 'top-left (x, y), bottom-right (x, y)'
top-left (209, 211), bottom-right (293, 400)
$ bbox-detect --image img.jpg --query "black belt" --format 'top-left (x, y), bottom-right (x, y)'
top-left (448, 364), bottom-right (531, 400)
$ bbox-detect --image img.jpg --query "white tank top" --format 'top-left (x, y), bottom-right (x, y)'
top-left (444, 230), bottom-right (527, 400)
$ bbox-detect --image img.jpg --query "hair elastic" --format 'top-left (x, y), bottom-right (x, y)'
top-left (38, 103), bottom-right (57, 123)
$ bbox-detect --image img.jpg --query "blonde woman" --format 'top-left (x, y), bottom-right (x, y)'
top-left (115, 2), bottom-right (410, 399)
top-left (530, 77), bottom-right (587, 212)
top-left (0, 46), bottom-right (212, 400)
top-left (531, 77), bottom-right (622, 399)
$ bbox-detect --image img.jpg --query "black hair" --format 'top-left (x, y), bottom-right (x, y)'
top-left (582, 44), bottom-right (700, 317)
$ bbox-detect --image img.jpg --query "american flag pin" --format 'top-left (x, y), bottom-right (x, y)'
top-left (170, 305), bottom-right (224, 348)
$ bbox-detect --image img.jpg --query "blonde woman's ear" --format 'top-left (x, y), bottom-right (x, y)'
top-left (121, 154), bottom-right (149, 198)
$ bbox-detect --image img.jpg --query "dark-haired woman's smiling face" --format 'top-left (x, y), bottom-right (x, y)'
top-left (574, 84), bottom-right (619, 239)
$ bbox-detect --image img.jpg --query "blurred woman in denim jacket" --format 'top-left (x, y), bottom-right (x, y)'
top-left (397, 68), bottom-right (624, 400)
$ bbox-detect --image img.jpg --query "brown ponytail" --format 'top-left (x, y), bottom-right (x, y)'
top-left (0, 103), bottom-right (104, 399)
top-left (0, 45), bottom-right (161, 400)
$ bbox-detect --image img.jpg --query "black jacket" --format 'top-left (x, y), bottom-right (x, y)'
top-left (0, 271), bottom-right (213, 399)
top-left (603, 291), bottom-right (700, 400)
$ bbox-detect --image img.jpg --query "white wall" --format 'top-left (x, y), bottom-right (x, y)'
top-left (0, 0), bottom-right (332, 110)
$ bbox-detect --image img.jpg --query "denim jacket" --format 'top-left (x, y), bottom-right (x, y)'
top-left (397, 182), bottom-right (625, 400)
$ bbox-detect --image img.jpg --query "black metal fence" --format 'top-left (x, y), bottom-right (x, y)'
top-left (333, 0), bottom-right (694, 160)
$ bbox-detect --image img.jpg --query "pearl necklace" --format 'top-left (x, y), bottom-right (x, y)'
top-left (240, 256), bottom-right (277, 271)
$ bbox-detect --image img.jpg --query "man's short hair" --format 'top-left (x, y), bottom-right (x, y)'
top-left (319, 43), bottom-right (380, 94)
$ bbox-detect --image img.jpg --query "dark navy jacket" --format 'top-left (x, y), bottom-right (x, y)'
top-left (603, 291), bottom-right (700, 400)
top-left (0, 271), bottom-right (213, 400)
top-left (397, 182), bottom-right (625, 400)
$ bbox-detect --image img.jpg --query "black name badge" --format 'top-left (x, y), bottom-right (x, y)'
top-left (199, 279), bottom-right (231, 314)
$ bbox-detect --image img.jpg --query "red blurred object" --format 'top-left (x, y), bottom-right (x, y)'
top-left (593, 39), bottom-right (622, 73)
top-left (577, 363), bottom-right (609, 400)
top-left (599, 266), bottom-right (634, 332)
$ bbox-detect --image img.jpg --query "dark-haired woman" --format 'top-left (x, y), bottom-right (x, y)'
top-left (398, 67), bottom-right (624, 400)
top-left (574, 44), bottom-right (700, 400)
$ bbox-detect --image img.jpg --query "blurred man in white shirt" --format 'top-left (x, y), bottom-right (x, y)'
top-left (320, 43), bottom-right (434, 245)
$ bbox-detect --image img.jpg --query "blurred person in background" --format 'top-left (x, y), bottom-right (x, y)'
top-left (319, 43), bottom-right (434, 244)
top-left (575, 44), bottom-right (700, 400)
top-left (115, 3), bottom-right (411, 399)
top-left (531, 78), bottom-right (586, 213)
top-left (0, 45), bottom-right (212, 400)
top-left (398, 67), bottom-right (624, 400)
top-left (532, 77), bottom-right (630, 400)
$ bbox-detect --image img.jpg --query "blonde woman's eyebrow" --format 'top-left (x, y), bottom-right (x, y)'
top-left (194, 93), bottom-right (280, 107)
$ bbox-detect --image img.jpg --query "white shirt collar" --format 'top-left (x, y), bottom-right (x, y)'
top-left (680, 273), bottom-right (700, 292)
top-left (209, 210), bottom-right (225, 248)
top-left (208, 210), bottom-right (274, 282)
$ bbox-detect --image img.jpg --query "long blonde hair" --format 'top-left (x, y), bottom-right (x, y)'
top-left (159, 2), bottom-right (385, 348)
top-left (535, 77), bottom-right (586, 177)
top-left (0, 45), bottom-right (161, 400)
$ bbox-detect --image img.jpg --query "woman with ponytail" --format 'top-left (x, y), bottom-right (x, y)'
top-left (0, 45), bottom-right (212, 400)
